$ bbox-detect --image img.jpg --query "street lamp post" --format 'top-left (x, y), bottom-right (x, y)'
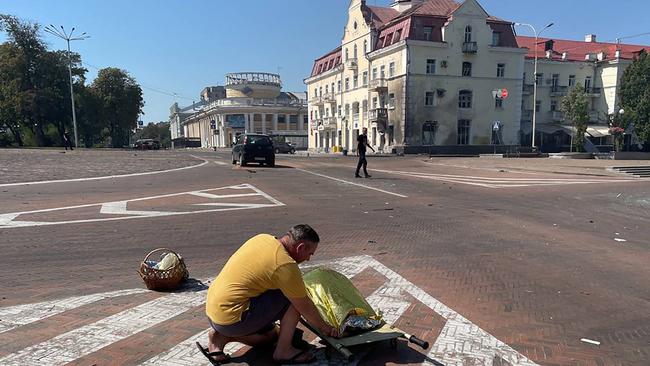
top-left (515, 22), bottom-right (554, 150)
top-left (44, 25), bottom-right (89, 149)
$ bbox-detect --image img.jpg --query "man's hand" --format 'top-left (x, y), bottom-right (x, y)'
top-left (319, 323), bottom-right (340, 338)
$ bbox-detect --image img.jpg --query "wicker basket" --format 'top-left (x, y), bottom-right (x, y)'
top-left (138, 248), bottom-right (189, 291)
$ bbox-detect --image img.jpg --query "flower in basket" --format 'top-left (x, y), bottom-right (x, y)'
top-left (609, 126), bottom-right (625, 136)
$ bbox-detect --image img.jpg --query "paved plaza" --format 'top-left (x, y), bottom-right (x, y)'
top-left (0, 149), bottom-right (649, 365)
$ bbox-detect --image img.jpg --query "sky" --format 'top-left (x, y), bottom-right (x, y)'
top-left (3, 0), bottom-right (650, 124)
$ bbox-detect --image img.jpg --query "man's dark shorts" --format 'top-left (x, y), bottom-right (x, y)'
top-left (208, 290), bottom-right (290, 337)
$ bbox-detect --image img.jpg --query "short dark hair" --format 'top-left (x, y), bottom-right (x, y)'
top-left (288, 224), bottom-right (320, 244)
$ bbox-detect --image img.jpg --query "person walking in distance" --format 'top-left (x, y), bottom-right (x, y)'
top-left (355, 127), bottom-right (374, 178)
top-left (63, 130), bottom-right (73, 151)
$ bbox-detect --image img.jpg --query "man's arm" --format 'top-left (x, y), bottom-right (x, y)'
top-left (290, 296), bottom-right (339, 338)
top-left (365, 141), bottom-right (375, 152)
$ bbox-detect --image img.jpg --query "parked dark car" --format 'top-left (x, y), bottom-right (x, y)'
top-left (274, 141), bottom-right (296, 154)
top-left (134, 139), bottom-right (160, 150)
top-left (231, 134), bottom-right (275, 167)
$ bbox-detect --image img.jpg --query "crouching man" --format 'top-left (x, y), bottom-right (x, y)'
top-left (199, 224), bottom-right (338, 365)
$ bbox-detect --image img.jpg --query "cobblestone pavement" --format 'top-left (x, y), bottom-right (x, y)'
top-left (0, 148), bottom-right (202, 184)
top-left (0, 150), bottom-right (649, 365)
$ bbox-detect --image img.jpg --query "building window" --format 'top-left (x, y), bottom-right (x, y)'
top-left (492, 32), bottom-right (501, 46)
top-left (380, 65), bottom-right (386, 78)
top-left (363, 39), bottom-right (368, 54)
top-left (550, 100), bottom-right (557, 111)
top-left (337, 80), bottom-right (342, 92)
top-left (425, 91), bottom-right (435, 106)
top-left (290, 115), bottom-right (298, 124)
top-left (325, 85), bottom-right (329, 94)
top-left (353, 74), bottom-right (358, 88)
top-left (362, 71), bottom-right (368, 86)
top-left (394, 29), bottom-right (402, 44)
top-left (345, 48), bottom-right (349, 61)
top-left (495, 96), bottom-right (503, 108)
top-left (313, 88), bottom-right (317, 98)
top-left (353, 44), bottom-right (358, 59)
top-left (568, 75), bottom-right (576, 86)
top-left (535, 73), bottom-right (543, 85)
top-left (423, 26), bottom-right (433, 41)
top-left (389, 62), bottom-right (395, 77)
top-left (464, 26), bottom-right (472, 43)
top-left (535, 100), bottom-right (541, 112)
top-left (388, 93), bottom-right (395, 108)
top-left (462, 62), bottom-right (472, 77)
top-left (497, 63), bottom-right (505, 78)
top-left (426, 59), bottom-right (436, 74)
top-left (319, 87), bottom-right (323, 96)
top-left (457, 119), bottom-right (471, 145)
top-left (337, 105), bottom-right (342, 116)
top-left (458, 90), bottom-right (472, 108)
top-left (345, 78), bottom-right (350, 91)
top-left (422, 121), bottom-right (437, 145)
top-left (372, 67), bottom-right (377, 80)
top-left (585, 76), bottom-right (592, 90)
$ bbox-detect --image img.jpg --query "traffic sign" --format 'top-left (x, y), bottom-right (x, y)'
top-left (491, 89), bottom-right (509, 99)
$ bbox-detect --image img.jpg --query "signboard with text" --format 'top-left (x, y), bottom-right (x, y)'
top-left (225, 114), bottom-right (245, 129)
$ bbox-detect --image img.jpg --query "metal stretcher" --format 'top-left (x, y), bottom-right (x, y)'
top-left (301, 319), bottom-right (429, 361)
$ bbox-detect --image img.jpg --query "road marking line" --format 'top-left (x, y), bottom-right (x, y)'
top-left (0, 184), bottom-right (284, 229)
top-left (0, 283), bottom-right (208, 366)
top-left (296, 168), bottom-right (408, 198)
top-left (0, 155), bottom-right (209, 188)
top-left (0, 288), bottom-right (149, 334)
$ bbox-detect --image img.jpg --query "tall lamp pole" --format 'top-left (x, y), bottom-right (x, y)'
top-left (44, 25), bottom-right (89, 149)
top-left (515, 22), bottom-right (553, 150)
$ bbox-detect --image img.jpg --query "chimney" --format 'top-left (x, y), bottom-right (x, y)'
top-left (545, 50), bottom-right (552, 59)
top-left (562, 52), bottom-right (568, 61)
top-left (585, 34), bottom-right (597, 43)
top-left (615, 49), bottom-right (621, 58)
top-left (390, 0), bottom-right (424, 12)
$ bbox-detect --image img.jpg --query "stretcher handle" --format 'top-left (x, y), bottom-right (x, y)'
top-left (407, 335), bottom-right (429, 350)
top-left (334, 344), bottom-right (354, 361)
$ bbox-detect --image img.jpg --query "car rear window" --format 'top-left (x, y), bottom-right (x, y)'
top-left (247, 135), bottom-right (271, 145)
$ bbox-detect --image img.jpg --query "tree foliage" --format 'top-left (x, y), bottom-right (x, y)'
top-left (560, 84), bottom-right (589, 151)
top-left (620, 50), bottom-right (650, 148)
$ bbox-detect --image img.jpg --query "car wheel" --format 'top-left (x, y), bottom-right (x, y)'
top-left (290, 148), bottom-right (295, 154)
top-left (275, 148), bottom-right (280, 154)
top-left (239, 154), bottom-right (246, 167)
top-left (231, 153), bottom-right (236, 164)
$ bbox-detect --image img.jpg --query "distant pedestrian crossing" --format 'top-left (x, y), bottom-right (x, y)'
top-left (375, 169), bottom-right (640, 188)
top-left (0, 256), bottom-right (538, 366)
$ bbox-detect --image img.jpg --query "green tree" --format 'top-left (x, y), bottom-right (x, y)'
top-left (91, 68), bottom-right (144, 148)
top-left (139, 121), bottom-right (171, 148)
top-left (561, 84), bottom-right (590, 152)
top-left (620, 50), bottom-right (650, 149)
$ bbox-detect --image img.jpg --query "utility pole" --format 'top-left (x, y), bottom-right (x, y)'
top-left (44, 25), bottom-right (89, 148)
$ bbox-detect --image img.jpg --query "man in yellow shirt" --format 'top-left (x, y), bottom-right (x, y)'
top-left (198, 224), bottom-right (338, 365)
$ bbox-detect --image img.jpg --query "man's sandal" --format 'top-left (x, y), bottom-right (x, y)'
top-left (196, 342), bottom-right (231, 365)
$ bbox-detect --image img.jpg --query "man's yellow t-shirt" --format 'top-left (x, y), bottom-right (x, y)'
top-left (206, 234), bottom-right (308, 325)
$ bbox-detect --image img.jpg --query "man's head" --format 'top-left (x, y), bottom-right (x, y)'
top-left (281, 224), bottom-right (320, 263)
top-left (362, 127), bottom-right (368, 135)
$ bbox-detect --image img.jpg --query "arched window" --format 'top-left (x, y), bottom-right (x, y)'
top-left (422, 121), bottom-right (437, 146)
top-left (353, 44), bottom-right (358, 59)
top-left (462, 62), bottom-right (472, 77)
top-left (464, 26), bottom-right (472, 43)
top-left (345, 48), bottom-right (349, 61)
top-left (363, 40), bottom-right (368, 54)
top-left (458, 90), bottom-right (473, 109)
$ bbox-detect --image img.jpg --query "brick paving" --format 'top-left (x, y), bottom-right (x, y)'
top-left (0, 150), bottom-right (649, 365)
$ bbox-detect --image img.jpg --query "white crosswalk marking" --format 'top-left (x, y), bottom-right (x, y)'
top-left (0, 288), bottom-right (148, 334)
top-left (374, 169), bottom-right (639, 188)
top-left (0, 255), bottom-right (539, 366)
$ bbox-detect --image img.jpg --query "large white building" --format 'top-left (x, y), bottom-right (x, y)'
top-left (305, 0), bottom-right (650, 154)
top-left (170, 73), bottom-right (308, 149)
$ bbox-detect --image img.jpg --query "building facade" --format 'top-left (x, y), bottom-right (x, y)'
top-left (517, 35), bottom-right (650, 152)
top-left (169, 73), bottom-right (308, 149)
top-left (305, 0), bottom-right (526, 154)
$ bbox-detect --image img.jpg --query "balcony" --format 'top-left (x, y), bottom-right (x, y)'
top-left (462, 42), bottom-right (478, 54)
top-left (369, 108), bottom-right (388, 122)
top-left (550, 85), bottom-right (568, 96)
top-left (552, 111), bottom-right (565, 122)
top-left (309, 96), bottom-right (324, 106)
top-left (585, 87), bottom-right (602, 97)
top-left (369, 78), bottom-right (388, 93)
top-left (345, 58), bottom-right (358, 70)
top-left (322, 116), bottom-right (337, 129)
top-left (322, 93), bottom-right (336, 104)
top-left (310, 119), bottom-right (321, 130)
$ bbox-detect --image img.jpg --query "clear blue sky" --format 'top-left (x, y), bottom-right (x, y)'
top-left (3, 0), bottom-right (649, 124)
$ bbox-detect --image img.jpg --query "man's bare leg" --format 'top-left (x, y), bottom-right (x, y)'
top-left (208, 327), bottom-right (278, 360)
top-left (273, 305), bottom-right (313, 362)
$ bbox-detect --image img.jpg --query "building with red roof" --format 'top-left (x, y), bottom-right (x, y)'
top-left (305, 0), bottom-right (526, 154)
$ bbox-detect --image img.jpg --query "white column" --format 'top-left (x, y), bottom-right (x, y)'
top-left (262, 113), bottom-right (267, 134)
